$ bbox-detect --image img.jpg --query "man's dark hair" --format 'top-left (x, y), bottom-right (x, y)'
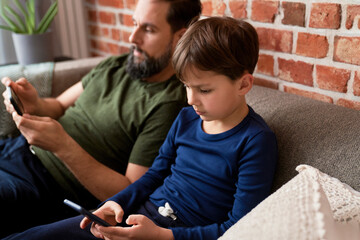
top-left (160, 0), bottom-right (202, 32)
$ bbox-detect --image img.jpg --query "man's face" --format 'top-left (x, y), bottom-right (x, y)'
top-left (126, 0), bottom-right (176, 79)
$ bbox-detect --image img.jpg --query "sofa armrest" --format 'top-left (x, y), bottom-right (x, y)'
top-left (51, 56), bottom-right (106, 97)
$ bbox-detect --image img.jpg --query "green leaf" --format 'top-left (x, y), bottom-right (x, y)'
top-left (0, 8), bottom-right (21, 33)
top-left (36, 0), bottom-right (58, 33)
top-left (0, 24), bottom-right (15, 32)
top-left (14, 0), bottom-right (31, 33)
top-left (4, 5), bottom-right (26, 33)
top-left (26, 0), bottom-right (35, 32)
top-left (14, 0), bottom-right (28, 19)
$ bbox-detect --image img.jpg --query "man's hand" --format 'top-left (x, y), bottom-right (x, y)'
top-left (2, 77), bottom-right (41, 115)
top-left (12, 112), bottom-right (69, 153)
top-left (92, 214), bottom-right (174, 240)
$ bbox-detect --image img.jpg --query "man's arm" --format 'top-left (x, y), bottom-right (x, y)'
top-left (54, 135), bottom-right (148, 201)
top-left (39, 81), bottom-right (84, 119)
top-left (12, 112), bottom-right (148, 201)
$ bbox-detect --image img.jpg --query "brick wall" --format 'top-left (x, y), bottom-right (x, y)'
top-left (85, 0), bottom-right (360, 110)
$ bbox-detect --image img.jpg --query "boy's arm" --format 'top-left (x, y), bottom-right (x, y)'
top-left (171, 131), bottom-right (278, 240)
top-left (105, 114), bottom-right (180, 211)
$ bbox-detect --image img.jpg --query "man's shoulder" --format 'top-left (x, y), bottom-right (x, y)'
top-left (94, 54), bottom-right (129, 70)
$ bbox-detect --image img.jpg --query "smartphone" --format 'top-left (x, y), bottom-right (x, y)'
top-left (6, 86), bottom-right (24, 116)
top-left (63, 199), bottom-right (111, 227)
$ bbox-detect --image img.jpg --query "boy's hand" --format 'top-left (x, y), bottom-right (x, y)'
top-left (80, 201), bottom-right (124, 238)
top-left (93, 214), bottom-right (174, 240)
top-left (2, 77), bottom-right (41, 115)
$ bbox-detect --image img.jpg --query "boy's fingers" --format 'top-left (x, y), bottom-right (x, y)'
top-left (125, 214), bottom-right (143, 225)
top-left (80, 216), bottom-right (92, 229)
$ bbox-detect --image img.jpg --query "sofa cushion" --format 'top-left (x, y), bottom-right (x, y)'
top-left (218, 164), bottom-right (360, 240)
top-left (246, 85), bottom-right (360, 192)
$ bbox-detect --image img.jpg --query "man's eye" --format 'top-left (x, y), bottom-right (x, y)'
top-left (144, 27), bottom-right (154, 33)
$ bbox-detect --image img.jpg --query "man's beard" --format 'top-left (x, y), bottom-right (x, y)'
top-left (126, 43), bottom-right (172, 80)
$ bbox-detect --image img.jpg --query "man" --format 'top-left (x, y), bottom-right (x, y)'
top-left (0, 0), bottom-right (202, 237)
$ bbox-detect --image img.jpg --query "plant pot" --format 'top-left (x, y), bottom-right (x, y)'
top-left (12, 31), bottom-right (54, 65)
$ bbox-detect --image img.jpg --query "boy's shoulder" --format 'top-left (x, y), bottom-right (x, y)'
top-left (246, 106), bottom-right (275, 135)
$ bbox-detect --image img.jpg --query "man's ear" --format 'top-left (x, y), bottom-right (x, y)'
top-left (173, 28), bottom-right (187, 44)
top-left (237, 73), bottom-right (254, 95)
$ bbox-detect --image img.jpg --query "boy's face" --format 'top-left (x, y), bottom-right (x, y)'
top-left (183, 68), bottom-right (247, 125)
top-left (127, 0), bottom-right (179, 77)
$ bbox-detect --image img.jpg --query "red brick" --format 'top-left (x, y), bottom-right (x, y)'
top-left (354, 72), bottom-right (360, 96)
top-left (256, 54), bottom-right (274, 76)
top-left (282, 2), bottom-right (305, 27)
top-left (107, 43), bottom-right (122, 55)
top-left (257, 28), bottom-right (293, 53)
top-left (88, 10), bottom-right (97, 22)
top-left (122, 30), bottom-right (132, 43)
top-left (99, 0), bottom-right (124, 8)
top-left (229, 0), bottom-right (247, 19)
top-left (125, 0), bottom-right (137, 10)
top-left (278, 58), bottom-right (313, 86)
top-left (251, 0), bottom-right (279, 23)
top-left (89, 25), bottom-right (101, 37)
top-left (201, 1), bottom-right (212, 16)
top-left (120, 46), bottom-right (130, 54)
top-left (309, 3), bottom-right (341, 29)
top-left (316, 65), bottom-right (350, 93)
top-left (99, 11), bottom-right (116, 25)
top-left (254, 77), bottom-right (278, 89)
top-left (91, 40), bottom-right (108, 53)
top-left (334, 36), bottom-right (360, 66)
top-left (119, 13), bottom-right (133, 27)
top-left (111, 29), bottom-right (121, 41)
top-left (102, 28), bottom-right (110, 38)
top-left (86, 0), bottom-right (96, 4)
top-left (296, 33), bottom-right (329, 58)
top-left (201, 0), bottom-right (226, 16)
top-left (284, 86), bottom-right (333, 103)
top-left (346, 5), bottom-right (360, 29)
top-left (90, 52), bottom-right (103, 57)
top-left (336, 99), bottom-right (360, 110)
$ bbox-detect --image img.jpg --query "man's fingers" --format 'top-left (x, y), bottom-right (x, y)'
top-left (1, 77), bottom-right (11, 86)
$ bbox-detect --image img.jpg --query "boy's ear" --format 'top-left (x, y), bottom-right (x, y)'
top-left (237, 73), bottom-right (253, 95)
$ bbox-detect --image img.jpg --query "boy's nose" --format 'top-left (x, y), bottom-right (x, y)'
top-left (187, 90), bottom-right (197, 106)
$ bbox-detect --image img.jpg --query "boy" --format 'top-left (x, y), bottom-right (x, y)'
top-left (3, 17), bottom-right (277, 240)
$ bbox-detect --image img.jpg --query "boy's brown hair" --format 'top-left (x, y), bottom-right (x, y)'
top-left (172, 16), bottom-right (259, 81)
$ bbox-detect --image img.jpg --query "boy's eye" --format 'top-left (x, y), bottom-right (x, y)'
top-left (199, 89), bottom-right (212, 94)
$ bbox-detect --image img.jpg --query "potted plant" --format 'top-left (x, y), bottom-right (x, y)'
top-left (0, 0), bottom-right (58, 65)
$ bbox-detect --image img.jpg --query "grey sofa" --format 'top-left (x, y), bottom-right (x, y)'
top-left (53, 57), bottom-right (360, 193)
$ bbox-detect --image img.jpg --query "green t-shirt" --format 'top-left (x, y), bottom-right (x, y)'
top-left (33, 55), bottom-right (187, 204)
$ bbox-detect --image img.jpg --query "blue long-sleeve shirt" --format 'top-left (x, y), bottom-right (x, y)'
top-left (108, 106), bottom-right (278, 239)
